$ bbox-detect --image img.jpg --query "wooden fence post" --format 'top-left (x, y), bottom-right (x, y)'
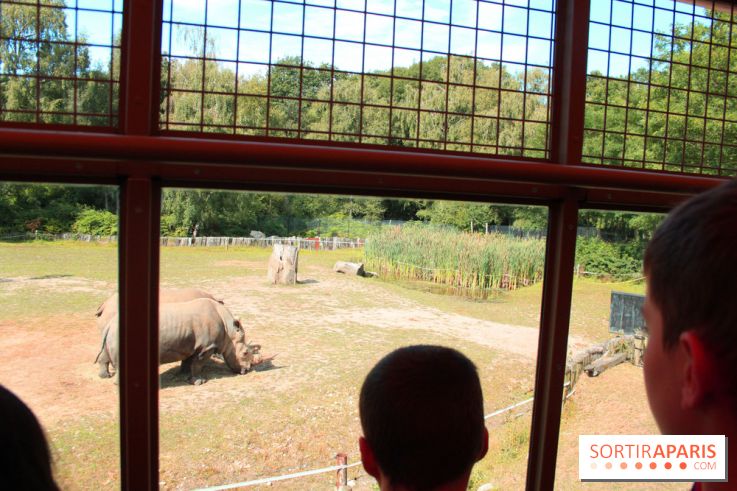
top-left (335, 453), bottom-right (348, 490)
top-left (633, 333), bottom-right (646, 367)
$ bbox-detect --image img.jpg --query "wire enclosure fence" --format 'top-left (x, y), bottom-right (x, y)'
top-left (159, 0), bottom-right (556, 158)
top-left (3, 0), bottom-right (737, 175)
top-left (0, 0), bottom-right (122, 127)
top-left (584, 0), bottom-right (737, 176)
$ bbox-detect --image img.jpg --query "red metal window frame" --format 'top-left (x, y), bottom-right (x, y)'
top-left (0, 1), bottom-right (726, 490)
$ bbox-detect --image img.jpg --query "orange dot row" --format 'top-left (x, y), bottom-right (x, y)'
top-left (590, 462), bottom-right (688, 470)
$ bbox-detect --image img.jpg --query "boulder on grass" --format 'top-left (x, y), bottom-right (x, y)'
top-left (333, 261), bottom-right (366, 277)
top-left (267, 244), bottom-right (299, 285)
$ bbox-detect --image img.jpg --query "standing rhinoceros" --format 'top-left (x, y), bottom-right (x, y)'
top-left (96, 298), bottom-right (252, 385)
top-left (94, 288), bottom-right (224, 332)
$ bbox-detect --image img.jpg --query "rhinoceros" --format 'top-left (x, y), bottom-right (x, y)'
top-left (95, 288), bottom-right (224, 332)
top-left (95, 298), bottom-right (255, 385)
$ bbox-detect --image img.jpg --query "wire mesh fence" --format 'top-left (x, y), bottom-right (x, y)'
top-left (583, 0), bottom-right (737, 176)
top-left (0, 0), bottom-right (122, 127)
top-left (5, 0), bottom-right (737, 176)
top-left (159, 0), bottom-right (556, 158)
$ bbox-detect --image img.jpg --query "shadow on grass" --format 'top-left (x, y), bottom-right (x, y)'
top-left (30, 274), bottom-right (73, 280)
top-left (297, 279), bottom-right (318, 285)
top-left (159, 358), bottom-right (284, 388)
top-left (252, 360), bottom-right (283, 372)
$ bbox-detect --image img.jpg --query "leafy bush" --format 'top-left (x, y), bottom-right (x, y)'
top-left (71, 209), bottom-right (118, 236)
top-left (575, 238), bottom-right (643, 279)
top-left (160, 214), bottom-right (189, 236)
top-left (303, 217), bottom-right (383, 238)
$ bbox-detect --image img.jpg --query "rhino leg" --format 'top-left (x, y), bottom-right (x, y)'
top-left (188, 348), bottom-right (216, 385)
top-left (179, 356), bottom-right (193, 376)
top-left (96, 318), bottom-right (119, 379)
top-left (97, 351), bottom-right (112, 379)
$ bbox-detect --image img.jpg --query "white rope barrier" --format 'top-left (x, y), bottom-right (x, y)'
top-left (484, 382), bottom-right (573, 420)
top-left (484, 397), bottom-right (535, 420)
top-left (197, 386), bottom-right (578, 490)
top-left (193, 462), bottom-right (362, 491)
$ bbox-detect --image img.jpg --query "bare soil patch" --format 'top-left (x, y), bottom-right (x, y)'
top-left (0, 314), bottom-right (115, 427)
top-left (0, 268), bottom-right (546, 425)
top-left (213, 259), bottom-right (264, 269)
top-left (0, 275), bottom-right (111, 295)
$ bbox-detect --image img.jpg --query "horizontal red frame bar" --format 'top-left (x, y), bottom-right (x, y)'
top-left (0, 128), bottom-right (723, 196)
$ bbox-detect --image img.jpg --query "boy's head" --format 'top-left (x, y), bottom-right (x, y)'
top-left (643, 178), bottom-right (737, 433)
top-left (0, 385), bottom-right (58, 490)
top-left (358, 345), bottom-right (488, 491)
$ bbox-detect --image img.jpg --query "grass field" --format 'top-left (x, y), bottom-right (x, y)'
top-left (0, 241), bottom-right (678, 491)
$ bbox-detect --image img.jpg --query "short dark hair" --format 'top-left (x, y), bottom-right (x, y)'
top-left (0, 385), bottom-right (59, 490)
top-left (359, 345), bottom-right (485, 490)
top-left (644, 178), bottom-right (737, 400)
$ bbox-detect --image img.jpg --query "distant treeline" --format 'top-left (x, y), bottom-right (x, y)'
top-left (0, 183), bottom-right (663, 245)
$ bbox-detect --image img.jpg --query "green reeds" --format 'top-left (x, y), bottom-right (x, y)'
top-left (364, 223), bottom-right (545, 297)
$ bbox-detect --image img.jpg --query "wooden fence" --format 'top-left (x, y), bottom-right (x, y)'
top-left (14, 233), bottom-right (365, 250)
top-left (159, 236), bottom-right (364, 250)
top-left (563, 335), bottom-right (644, 398)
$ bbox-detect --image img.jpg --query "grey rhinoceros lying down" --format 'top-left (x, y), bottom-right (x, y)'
top-left (95, 288), bottom-right (224, 332)
top-left (95, 298), bottom-right (259, 385)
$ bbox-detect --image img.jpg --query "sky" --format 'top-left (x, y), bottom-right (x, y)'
top-left (60, 0), bottom-right (712, 78)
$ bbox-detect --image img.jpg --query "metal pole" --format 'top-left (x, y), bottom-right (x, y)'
top-left (335, 453), bottom-right (348, 490)
top-left (119, 177), bottom-right (161, 491)
top-left (118, 0), bottom-right (162, 487)
top-left (527, 195), bottom-right (579, 490)
top-left (526, 0), bottom-right (590, 489)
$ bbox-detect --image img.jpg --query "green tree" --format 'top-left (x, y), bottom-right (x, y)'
top-left (72, 208), bottom-right (118, 235)
top-left (0, 0), bottom-right (108, 123)
top-left (417, 201), bottom-right (505, 231)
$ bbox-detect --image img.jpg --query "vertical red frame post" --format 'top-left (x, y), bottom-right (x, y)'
top-left (527, 194), bottom-right (579, 490)
top-left (119, 0), bottom-right (163, 490)
top-left (526, 0), bottom-right (589, 489)
top-left (119, 177), bottom-right (161, 491)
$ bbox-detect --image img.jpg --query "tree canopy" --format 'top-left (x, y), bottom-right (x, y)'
top-left (0, 0), bottom-right (118, 125)
top-left (0, 3), bottom-right (724, 237)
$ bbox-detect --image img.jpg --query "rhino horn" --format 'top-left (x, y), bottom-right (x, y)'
top-left (254, 353), bottom-right (277, 365)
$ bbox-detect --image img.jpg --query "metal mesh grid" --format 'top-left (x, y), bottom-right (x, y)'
top-left (0, 0), bottom-right (122, 127)
top-left (584, 0), bottom-right (737, 176)
top-left (160, 0), bottom-right (556, 158)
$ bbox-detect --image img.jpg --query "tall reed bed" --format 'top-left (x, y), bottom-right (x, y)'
top-left (364, 223), bottom-right (545, 295)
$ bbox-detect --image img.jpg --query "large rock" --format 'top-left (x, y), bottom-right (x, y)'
top-left (333, 261), bottom-right (366, 276)
top-left (266, 244), bottom-right (299, 284)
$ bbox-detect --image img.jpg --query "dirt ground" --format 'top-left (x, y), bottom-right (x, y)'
top-left (0, 259), bottom-right (651, 490)
top-left (0, 267), bottom-right (568, 425)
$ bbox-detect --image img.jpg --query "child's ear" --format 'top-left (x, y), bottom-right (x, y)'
top-left (679, 330), bottom-right (716, 410)
top-left (477, 427), bottom-right (489, 462)
top-left (359, 436), bottom-right (380, 479)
